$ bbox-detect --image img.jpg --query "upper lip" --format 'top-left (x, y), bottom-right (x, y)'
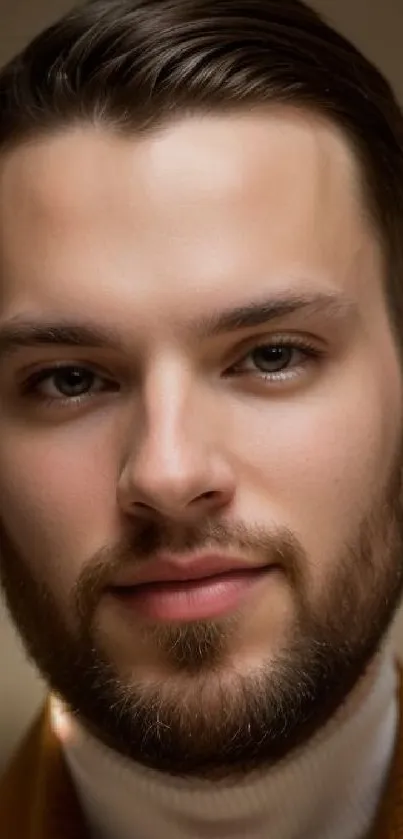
top-left (111, 553), bottom-right (271, 588)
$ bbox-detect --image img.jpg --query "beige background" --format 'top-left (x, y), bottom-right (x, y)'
top-left (0, 0), bottom-right (403, 772)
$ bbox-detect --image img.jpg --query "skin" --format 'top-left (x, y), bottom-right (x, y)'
top-left (0, 108), bottom-right (402, 777)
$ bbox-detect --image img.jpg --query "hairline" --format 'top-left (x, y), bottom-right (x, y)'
top-left (0, 99), bottom-right (384, 241)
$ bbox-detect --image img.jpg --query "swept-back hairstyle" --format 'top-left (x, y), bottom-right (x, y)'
top-left (1, 0), bottom-right (403, 343)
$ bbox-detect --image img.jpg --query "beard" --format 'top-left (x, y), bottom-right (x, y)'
top-left (1, 452), bottom-right (403, 779)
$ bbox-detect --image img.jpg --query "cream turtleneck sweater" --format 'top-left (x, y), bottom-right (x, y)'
top-left (58, 643), bottom-right (398, 839)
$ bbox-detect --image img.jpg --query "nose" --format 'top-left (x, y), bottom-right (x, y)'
top-left (116, 378), bottom-right (236, 521)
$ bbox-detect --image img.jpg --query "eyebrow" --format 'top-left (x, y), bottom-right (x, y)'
top-left (0, 291), bottom-right (356, 361)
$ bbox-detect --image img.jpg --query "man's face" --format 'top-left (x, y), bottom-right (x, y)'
top-left (0, 109), bottom-right (403, 777)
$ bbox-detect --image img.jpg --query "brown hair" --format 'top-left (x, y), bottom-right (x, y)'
top-left (1, 0), bottom-right (403, 342)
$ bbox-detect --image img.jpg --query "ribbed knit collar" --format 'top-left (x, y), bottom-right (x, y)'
top-left (59, 643), bottom-right (398, 839)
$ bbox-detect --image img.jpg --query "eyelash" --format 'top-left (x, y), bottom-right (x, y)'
top-left (19, 337), bottom-right (324, 409)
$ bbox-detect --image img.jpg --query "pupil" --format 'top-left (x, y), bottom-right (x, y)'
top-left (56, 368), bottom-right (92, 395)
top-left (253, 346), bottom-right (291, 371)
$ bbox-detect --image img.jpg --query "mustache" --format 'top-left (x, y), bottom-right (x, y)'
top-left (73, 518), bottom-right (305, 626)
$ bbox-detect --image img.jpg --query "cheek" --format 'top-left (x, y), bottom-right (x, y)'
top-left (233, 358), bottom-right (402, 580)
top-left (0, 423), bottom-right (116, 595)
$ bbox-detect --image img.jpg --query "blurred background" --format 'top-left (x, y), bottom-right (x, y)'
top-left (1, 0), bottom-right (403, 772)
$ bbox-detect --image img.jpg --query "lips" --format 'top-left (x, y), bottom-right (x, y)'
top-left (111, 553), bottom-right (270, 588)
top-left (109, 554), bottom-right (275, 622)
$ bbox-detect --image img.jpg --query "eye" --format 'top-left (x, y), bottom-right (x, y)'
top-left (20, 364), bottom-right (117, 406)
top-left (228, 339), bottom-right (324, 382)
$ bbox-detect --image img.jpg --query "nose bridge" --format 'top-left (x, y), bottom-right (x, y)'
top-left (118, 358), bottom-right (233, 514)
top-left (139, 363), bottom-right (204, 475)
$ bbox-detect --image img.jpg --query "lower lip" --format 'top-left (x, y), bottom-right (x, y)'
top-left (110, 568), bottom-right (274, 622)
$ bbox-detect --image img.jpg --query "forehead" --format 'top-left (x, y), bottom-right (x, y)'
top-left (0, 108), bottom-right (383, 332)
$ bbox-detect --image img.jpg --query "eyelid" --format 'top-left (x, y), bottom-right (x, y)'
top-left (18, 359), bottom-right (114, 387)
top-left (243, 331), bottom-right (324, 349)
top-left (229, 333), bottom-right (324, 364)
